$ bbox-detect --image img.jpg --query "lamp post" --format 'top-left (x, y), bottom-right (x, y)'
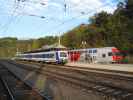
top-left (58, 32), bottom-right (61, 46)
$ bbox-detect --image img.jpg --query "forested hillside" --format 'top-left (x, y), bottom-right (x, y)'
top-left (62, 0), bottom-right (133, 54)
top-left (0, 36), bottom-right (58, 58)
top-left (0, 0), bottom-right (132, 58)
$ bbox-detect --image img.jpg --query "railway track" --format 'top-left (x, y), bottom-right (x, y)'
top-left (42, 70), bottom-right (133, 100)
top-left (0, 63), bottom-right (46, 100)
top-left (14, 61), bottom-right (133, 89)
top-left (0, 67), bottom-right (14, 100)
top-left (16, 60), bottom-right (133, 78)
top-left (5, 60), bottom-right (133, 100)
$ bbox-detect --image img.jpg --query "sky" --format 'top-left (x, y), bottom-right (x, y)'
top-left (0, 0), bottom-right (119, 39)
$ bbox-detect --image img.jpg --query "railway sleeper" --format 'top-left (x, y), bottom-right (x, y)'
top-left (93, 85), bottom-right (133, 100)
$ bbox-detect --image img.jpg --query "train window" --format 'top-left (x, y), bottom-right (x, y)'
top-left (48, 54), bottom-right (51, 58)
top-left (93, 50), bottom-right (97, 53)
top-left (27, 55), bottom-right (32, 58)
top-left (60, 52), bottom-right (67, 57)
top-left (114, 52), bottom-right (122, 56)
top-left (49, 54), bottom-right (54, 58)
top-left (34, 55), bottom-right (37, 58)
top-left (34, 54), bottom-right (42, 58)
top-left (42, 54), bottom-right (46, 58)
top-left (89, 50), bottom-right (92, 53)
top-left (34, 55), bottom-right (36, 58)
top-left (38, 54), bottom-right (43, 58)
top-left (42, 54), bottom-right (54, 58)
top-left (45, 54), bottom-right (47, 58)
top-left (108, 52), bottom-right (112, 56)
top-left (102, 54), bottom-right (106, 58)
top-left (46, 54), bottom-right (48, 58)
top-left (48, 54), bottom-right (50, 58)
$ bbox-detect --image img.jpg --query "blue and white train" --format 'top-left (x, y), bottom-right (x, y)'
top-left (16, 49), bottom-right (68, 64)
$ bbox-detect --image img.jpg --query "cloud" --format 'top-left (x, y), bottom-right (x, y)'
top-left (67, 0), bottom-right (116, 14)
top-left (58, 0), bottom-right (117, 21)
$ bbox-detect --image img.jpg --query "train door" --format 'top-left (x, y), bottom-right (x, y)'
top-left (56, 51), bottom-right (60, 63)
top-left (87, 49), bottom-right (98, 63)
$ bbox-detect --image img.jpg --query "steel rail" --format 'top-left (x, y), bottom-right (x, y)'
top-left (14, 60), bottom-right (133, 81)
top-left (0, 77), bottom-right (15, 100)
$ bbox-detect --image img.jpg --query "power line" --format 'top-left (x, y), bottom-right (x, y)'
top-left (0, 0), bottom-right (39, 34)
top-left (1, 0), bottom-right (49, 37)
top-left (0, 0), bottom-right (21, 33)
top-left (46, 1), bottom-right (114, 34)
top-left (34, 1), bottom-right (115, 37)
top-left (0, 0), bottom-right (118, 38)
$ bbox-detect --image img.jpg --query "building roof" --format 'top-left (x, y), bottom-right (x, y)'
top-left (42, 43), bottom-right (66, 49)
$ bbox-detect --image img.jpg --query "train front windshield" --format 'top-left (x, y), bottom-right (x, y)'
top-left (113, 52), bottom-right (123, 56)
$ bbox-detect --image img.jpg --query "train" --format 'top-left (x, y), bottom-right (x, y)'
top-left (68, 47), bottom-right (124, 63)
top-left (16, 46), bottom-right (68, 64)
top-left (15, 46), bottom-right (124, 64)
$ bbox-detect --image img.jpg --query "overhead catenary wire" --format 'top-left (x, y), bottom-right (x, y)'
top-left (36, 0), bottom-right (117, 37)
top-left (46, 1), bottom-right (115, 35)
top-left (4, 1), bottom-right (29, 36)
top-left (6, 0), bottom-right (48, 37)
top-left (0, 0), bottom-right (45, 37)
top-left (0, 0), bottom-right (29, 33)
top-left (1, 0), bottom-right (45, 35)
top-left (0, 0), bottom-right (21, 33)
top-left (13, 1), bottom-right (46, 23)
top-left (20, 0), bottom-right (118, 37)
top-left (0, 0), bottom-right (119, 37)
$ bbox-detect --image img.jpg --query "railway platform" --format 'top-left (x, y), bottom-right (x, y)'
top-left (66, 62), bottom-right (133, 73)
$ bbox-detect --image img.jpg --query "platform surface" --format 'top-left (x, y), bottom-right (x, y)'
top-left (66, 62), bottom-right (133, 73)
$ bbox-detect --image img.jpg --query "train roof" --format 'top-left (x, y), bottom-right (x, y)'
top-left (69, 47), bottom-right (116, 52)
top-left (23, 44), bottom-right (67, 53)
